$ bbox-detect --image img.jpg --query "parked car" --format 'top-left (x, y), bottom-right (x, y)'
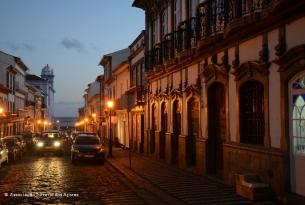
top-left (14, 135), bottom-right (27, 152)
top-left (21, 132), bottom-right (34, 149)
top-left (71, 134), bottom-right (105, 164)
top-left (2, 136), bottom-right (23, 161)
top-left (0, 140), bottom-right (9, 167)
top-left (35, 131), bottom-right (64, 156)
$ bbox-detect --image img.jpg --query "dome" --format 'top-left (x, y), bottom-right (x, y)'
top-left (41, 64), bottom-right (53, 76)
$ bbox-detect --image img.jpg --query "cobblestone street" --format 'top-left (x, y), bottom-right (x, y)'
top-left (0, 151), bottom-right (145, 205)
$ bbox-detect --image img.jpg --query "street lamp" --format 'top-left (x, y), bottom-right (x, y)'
top-left (37, 120), bottom-right (42, 132)
top-left (107, 100), bottom-right (114, 157)
top-left (84, 118), bottom-right (88, 132)
top-left (43, 121), bottom-right (47, 131)
top-left (92, 113), bottom-right (97, 132)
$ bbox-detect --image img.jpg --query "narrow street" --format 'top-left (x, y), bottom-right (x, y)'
top-left (0, 148), bottom-right (279, 205)
top-left (0, 152), bottom-right (145, 205)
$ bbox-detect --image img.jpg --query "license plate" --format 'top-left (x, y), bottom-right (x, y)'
top-left (84, 154), bottom-right (94, 158)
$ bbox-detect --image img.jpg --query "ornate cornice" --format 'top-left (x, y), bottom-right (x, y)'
top-left (232, 61), bottom-right (270, 81)
top-left (274, 44), bottom-right (305, 72)
top-left (184, 84), bottom-right (200, 97)
top-left (201, 63), bottom-right (228, 84)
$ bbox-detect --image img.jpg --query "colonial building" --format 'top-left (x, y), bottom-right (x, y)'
top-left (127, 30), bottom-right (146, 153)
top-left (24, 83), bottom-right (44, 132)
top-left (0, 51), bottom-right (29, 136)
top-left (99, 48), bottom-right (130, 147)
top-left (132, 0), bottom-right (305, 201)
top-left (26, 64), bottom-right (55, 120)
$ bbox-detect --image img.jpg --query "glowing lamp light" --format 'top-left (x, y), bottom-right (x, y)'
top-left (107, 100), bottom-right (114, 109)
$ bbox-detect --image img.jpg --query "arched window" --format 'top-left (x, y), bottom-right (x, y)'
top-left (239, 80), bottom-right (264, 145)
top-left (292, 75), bottom-right (305, 155)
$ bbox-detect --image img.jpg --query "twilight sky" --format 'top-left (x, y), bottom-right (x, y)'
top-left (0, 0), bottom-right (144, 117)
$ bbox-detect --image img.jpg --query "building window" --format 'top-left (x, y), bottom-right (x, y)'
top-left (131, 67), bottom-right (136, 86)
top-left (187, 0), bottom-right (197, 18)
top-left (161, 9), bottom-right (168, 40)
top-left (174, 0), bottom-right (181, 29)
top-left (239, 80), bottom-right (264, 146)
top-left (292, 75), bottom-right (305, 155)
top-left (151, 19), bottom-right (157, 47)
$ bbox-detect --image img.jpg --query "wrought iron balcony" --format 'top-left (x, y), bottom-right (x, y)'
top-left (163, 33), bottom-right (175, 61)
top-left (176, 17), bottom-right (197, 53)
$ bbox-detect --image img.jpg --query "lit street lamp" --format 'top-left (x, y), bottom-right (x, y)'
top-left (84, 118), bottom-right (88, 132)
top-left (107, 100), bottom-right (114, 157)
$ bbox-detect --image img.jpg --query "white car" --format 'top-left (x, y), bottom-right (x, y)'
top-left (0, 140), bottom-right (9, 167)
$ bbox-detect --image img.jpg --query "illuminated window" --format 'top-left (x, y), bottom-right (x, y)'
top-left (292, 75), bottom-right (305, 155)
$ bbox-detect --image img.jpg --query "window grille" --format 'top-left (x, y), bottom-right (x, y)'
top-left (240, 81), bottom-right (264, 145)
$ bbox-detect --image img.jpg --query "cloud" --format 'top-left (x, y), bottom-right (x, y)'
top-left (6, 41), bottom-right (36, 51)
top-left (60, 38), bottom-right (86, 53)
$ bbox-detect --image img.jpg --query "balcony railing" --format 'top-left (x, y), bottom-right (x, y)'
top-left (146, 0), bottom-right (273, 71)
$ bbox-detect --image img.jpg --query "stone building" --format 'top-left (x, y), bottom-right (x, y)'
top-left (127, 30), bottom-right (146, 153)
top-left (132, 0), bottom-right (305, 201)
top-left (99, 48), bottom-right (130, 146)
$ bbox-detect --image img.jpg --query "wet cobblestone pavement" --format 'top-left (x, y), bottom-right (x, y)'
top-left (0, 152), bottom-right (145, 205)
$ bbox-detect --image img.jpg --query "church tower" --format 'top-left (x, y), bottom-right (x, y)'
top-left (40, 64), bottom-right (55, 120)
top-left (41, 64), bottom-right (54, 89)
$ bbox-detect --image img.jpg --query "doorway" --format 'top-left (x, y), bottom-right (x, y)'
top-left (172, 100), bottom-right (181, 164)
top-left (160, 102), bottom-right (167, 159)
top-left (207, 82), bottom-right (226, 177)
top-left (186, 97), bottom-right (199, 166)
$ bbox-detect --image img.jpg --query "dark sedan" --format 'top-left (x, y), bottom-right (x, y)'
top-left (35, 131), bottom-right (64, 156)
top-left (71, 135), bottom-right (105, 164)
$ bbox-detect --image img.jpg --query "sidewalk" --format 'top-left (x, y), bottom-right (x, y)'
top-left (105, 147), bottom-right (277, 205)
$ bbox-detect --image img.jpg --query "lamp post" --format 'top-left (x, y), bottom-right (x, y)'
top-left (84, 118), bottom-right (88, 132)
top-left (92, 113), bottom-right (97, 133)
top-left (43, 121), bottom-right (47, 131)
top-left (107, 100), bottom-right (114, 157)
top-left (37, 120), bottom-right (41, 132)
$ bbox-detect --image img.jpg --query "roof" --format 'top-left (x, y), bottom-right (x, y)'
top-left (99, 48), bottom-right (130, 69)
top-left (26, 74), bottom-right (47, 82)
top-left (0, 50), bottom-right (29, 72)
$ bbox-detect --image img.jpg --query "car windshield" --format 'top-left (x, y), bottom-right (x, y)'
top-left (3, 139), bottom-right (15, 146)
top-left (42, 133), bottom-right (59, 139)
top-left (75, 137), bottom-right (99, 145)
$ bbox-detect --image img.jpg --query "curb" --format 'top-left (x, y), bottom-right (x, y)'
top-left (106, 157), bottom-right (184, 205)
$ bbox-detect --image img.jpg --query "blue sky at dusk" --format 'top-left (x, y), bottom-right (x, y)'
top-left (0, 0), bottom-right (144, 116)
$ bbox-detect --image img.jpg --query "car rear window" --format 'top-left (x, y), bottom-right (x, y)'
top-left (75, 137), bottom-right (99, 145)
